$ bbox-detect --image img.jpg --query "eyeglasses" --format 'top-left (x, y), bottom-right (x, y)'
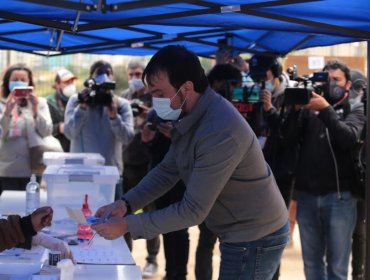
top-left (128, 72), bottom-right (143, 78)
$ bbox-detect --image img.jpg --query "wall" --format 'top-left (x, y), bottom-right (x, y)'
top-left (282, 55), bottom-right (367, 77)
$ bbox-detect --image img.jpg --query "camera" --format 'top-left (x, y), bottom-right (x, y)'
top-left (226, 82), bottom-right (266, 113)
top-left (146, 110), bottom-right (166, 131)
top-left (130, 99), bottom-right (145, 117)
top-left (78, 66), bottom-right (116, 106)
top-left (13, 86), bottom-right (33, 98)
top-left (284, 72), bottom-right (329, 105)
top-left (232, 85), bottom-right (262, 103)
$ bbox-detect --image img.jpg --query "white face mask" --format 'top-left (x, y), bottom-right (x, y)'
top-left (265, 80), bottom-right (274, 92)
top-left (152, 88), bottom-right (186, 121)
top-left (62, 84), bottom-right (76, 97)
top-left (128, 79), bottom-right (145, 93)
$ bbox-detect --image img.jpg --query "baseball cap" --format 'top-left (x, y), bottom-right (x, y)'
top-left (56, 68), bottom-right (77, 82)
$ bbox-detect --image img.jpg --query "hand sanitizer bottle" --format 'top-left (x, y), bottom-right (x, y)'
top-left (25, 174), bottom-right (40, 215)
top-left (77, 194), bottom-right (93, 240)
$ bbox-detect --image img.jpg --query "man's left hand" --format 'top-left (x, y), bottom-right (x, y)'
top-left (92, 217), bottom-right (128, 240)
top-left (305, 92), bottom-right (330, 111)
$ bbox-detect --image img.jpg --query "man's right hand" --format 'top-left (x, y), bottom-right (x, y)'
top-left (31, 206), bottom-right (53, 232)
top-left (95, 200), bottom-right (127, 218)
top-left (157, 122), bottom-right (173, 139)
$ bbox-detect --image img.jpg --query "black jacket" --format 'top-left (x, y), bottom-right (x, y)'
top-left (294, 101), bottom-right (365, 195)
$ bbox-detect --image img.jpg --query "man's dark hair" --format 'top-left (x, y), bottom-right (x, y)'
top-left (248, 54), bottom-right (282, 80)
top-left (89, 60), bottom-right (114, 78)
top-left (1, 63), bottom-right (34, 98)
top-left (323, 60), bottom-right (351, 82)
top-left (142, 45), bottom-right (208, 93)
top-left (207, 64), bottom-right (242, 87)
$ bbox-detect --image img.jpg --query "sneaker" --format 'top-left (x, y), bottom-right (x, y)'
top-left (142, 262), bottom-right (158, 278)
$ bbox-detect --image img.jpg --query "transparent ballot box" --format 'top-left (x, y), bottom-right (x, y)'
top-left (43, 152), bottom-right (105, 166)
top-left (42, 165), bottom-right (119, 220)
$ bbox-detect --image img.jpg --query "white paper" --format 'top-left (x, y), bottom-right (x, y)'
top-left (65, 207), bottom-right (88, 224)
top-left (308, 56), bottom-right (325, 70)
top-left (70, 246), bottom-right (132, 265)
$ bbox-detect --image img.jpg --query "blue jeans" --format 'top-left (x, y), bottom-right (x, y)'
top-left (218, 222), bottom-right (289, 280)
top-left (296, 191), bottom-right (357, 280)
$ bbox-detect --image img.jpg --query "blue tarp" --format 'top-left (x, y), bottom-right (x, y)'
top-left (0, 0), bottom-right (368, 56)
top-left (1, 1), bottom-right (370, 277)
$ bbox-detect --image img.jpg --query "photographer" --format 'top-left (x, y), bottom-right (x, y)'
top-left (247, 54), bottom-right (289, 139)
top-left (0, 64), bottom-right (52, 192)
top-left (250, 54), bottom-right (296, 280)
top-left (251, 54), bottom-right (298, 208)
top-left (292, 60), bottom-right (365, 279)
top-left (194, 63), bottom-right (242, 280)
top-left (64, 60), bottom-right (135, 198)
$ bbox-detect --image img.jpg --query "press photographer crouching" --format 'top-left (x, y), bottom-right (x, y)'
top-left (64, 60), bottom-right (135, 199)
top-left (288, 60), bottom-right (365, 279)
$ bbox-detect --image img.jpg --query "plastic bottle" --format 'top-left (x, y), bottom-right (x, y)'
top-left (25, 174), bottom-right (40, 215)
top-left (77, 194), bottom-right (93, 240)
top-left (57, 259), bottom-right (74, 280)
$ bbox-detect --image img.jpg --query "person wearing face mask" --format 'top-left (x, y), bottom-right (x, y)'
top-left (0, 64), bottom-right (53, 193)
top-left (192, 63), bottom-right (242, 280)
top-left (46, 69), bottom-right (78, 152)
top-left (250, 54), bottom-right (299, 280)
top-left (287, 60), bottom-right (365, 280)
top-left (121, 59), bottom-right (161, 278)
top-left (247, 54), bottom-right (289, 140)
top-left (64, 60), bottom-right (134, 200)
top-left (92, 45), bottom-right (289, 280)
top-left (121, 59), bottom-right (147, 99)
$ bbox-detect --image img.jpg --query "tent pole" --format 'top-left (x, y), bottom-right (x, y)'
top-left (365, 40), bottom-right (370, 280)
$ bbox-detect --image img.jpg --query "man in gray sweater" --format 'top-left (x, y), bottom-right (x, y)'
top-left (93, 45), bottom-right (288, 279)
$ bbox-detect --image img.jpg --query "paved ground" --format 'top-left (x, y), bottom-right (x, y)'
top-left (132, 225), bottom-right (305, 280)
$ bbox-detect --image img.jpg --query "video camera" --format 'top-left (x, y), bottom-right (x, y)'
top-left (284, 72), bottom-right (330, 105)
top-left (78, 65), bottom-right (116, 106)
top-left (226, 54), bottom-right (281, 113)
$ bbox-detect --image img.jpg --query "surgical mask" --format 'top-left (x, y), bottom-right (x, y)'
top-left (62, 84), bottom-right (76, 97)
top-left (128, 79), bottom-right (145, 93)
top-left (94, 73), bottom-right (111, 84)
top-left (152, 88), bottom-right (186, 120)
top-left (9, 81), bottom-right (28, 92)
top-left (265, 80), bottom-right (274, 92)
